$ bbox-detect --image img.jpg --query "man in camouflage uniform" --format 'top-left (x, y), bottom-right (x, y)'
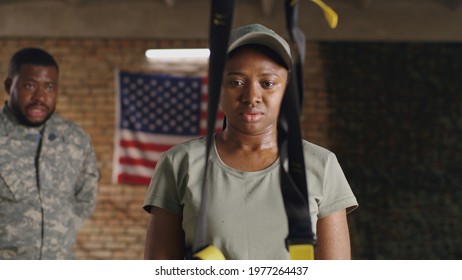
top-left (0, 48), bottom-right (99, 259)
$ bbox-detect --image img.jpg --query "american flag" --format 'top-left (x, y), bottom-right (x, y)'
top-left (113, 70), bottom-right (223, 186)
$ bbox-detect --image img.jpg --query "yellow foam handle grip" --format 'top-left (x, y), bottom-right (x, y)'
top-left (291, 0), bottom-right (338, 29)
top-left (193, 245), bottom-right (226, 260)
top-left (288, 244), bottom-right (315, 260)
top-left (310, 0), bottom-right (338, 29)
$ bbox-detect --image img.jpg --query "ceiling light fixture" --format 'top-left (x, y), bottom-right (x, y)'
top-left (145, 48), bottom-right (210, 63)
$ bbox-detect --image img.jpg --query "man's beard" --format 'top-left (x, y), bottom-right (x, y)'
top-left (12, 104), bottom-right (54, 127)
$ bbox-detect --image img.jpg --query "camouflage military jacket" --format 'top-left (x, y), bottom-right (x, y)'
top-left (0, 105), bottom-right (99, 259)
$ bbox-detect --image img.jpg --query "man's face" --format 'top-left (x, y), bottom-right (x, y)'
top-left (5, 64), bottom-right (59, 127)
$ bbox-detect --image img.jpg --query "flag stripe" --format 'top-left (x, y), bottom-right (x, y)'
top-left (120, 139), bottom-right (171, 152)
top-left (117, 163), bottom-right (156, 177)
top-left (118, 146), bottom-right (162, 163)
top-left (119, 157), bottom-right (157, 169)
top-left (117, 174), bottom-right (151, 186)
top-left (119, 129), bottom-right (195, 145)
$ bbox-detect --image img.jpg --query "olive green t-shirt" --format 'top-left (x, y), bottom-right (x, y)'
top-left (144, 137), bottom-right (358, 259)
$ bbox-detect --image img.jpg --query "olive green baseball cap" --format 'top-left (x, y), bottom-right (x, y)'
top-left (227, 23), bottom-right (292, 69)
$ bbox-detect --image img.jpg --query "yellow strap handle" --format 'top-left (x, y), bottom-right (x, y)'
top-left (310, 0), bottom-right (338, 29)
top-left (291, 0), bottom-right (338, 29)
top-left (288, 244), bottom-right (315, 260)
top-left (193, 245), bottom-right (226, 260)
top-left (193, 244), bottom-right (314, 260)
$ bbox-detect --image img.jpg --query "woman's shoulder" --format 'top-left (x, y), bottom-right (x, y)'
top-left (301, 139), bottom-right (343, 170)
top-left (302, 139), bottom-right (334, 157)
top-left (163, 136), bottom-right (207, 159)
top-left (303, 140), bottom-right (339, 173)
top-left (155, 137), bottom-right (208, 177)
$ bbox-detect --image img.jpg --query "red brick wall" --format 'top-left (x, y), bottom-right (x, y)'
top-left (302, 43), bottom-right (330, 147)
top-left (0, 38), bottom-right (327, 259)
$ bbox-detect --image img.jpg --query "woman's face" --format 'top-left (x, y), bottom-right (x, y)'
top-left (220, 46), bottom-right (288, 135)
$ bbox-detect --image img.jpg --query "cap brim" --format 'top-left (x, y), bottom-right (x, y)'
top-left (227, 32), bottom-right (292, 69)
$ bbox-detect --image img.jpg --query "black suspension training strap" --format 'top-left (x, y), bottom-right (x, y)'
top-left (279, 0), bottom-right (338, 260)
top-left (285, 0), bottom-right (306, 111)
top-left (277, 0), bottom-right (313, 260)
top-left (285, 0), bottom-right (338, 110)
top-left (191, 0), bottom-right (234, 260)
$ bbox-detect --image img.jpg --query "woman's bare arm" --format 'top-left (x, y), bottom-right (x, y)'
top-left (144, 206), bottom-right (185, 260)
top-left (315, 208), bottom-right (352, 260)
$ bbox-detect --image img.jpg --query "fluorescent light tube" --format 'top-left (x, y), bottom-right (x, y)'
top-left (145, 48), bottom-right (210, 62)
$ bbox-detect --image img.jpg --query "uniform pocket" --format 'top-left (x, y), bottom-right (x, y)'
top-left (0, 160), bottom-right (36, 202)
top-left (0, 173), bottom-right (16, 202)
